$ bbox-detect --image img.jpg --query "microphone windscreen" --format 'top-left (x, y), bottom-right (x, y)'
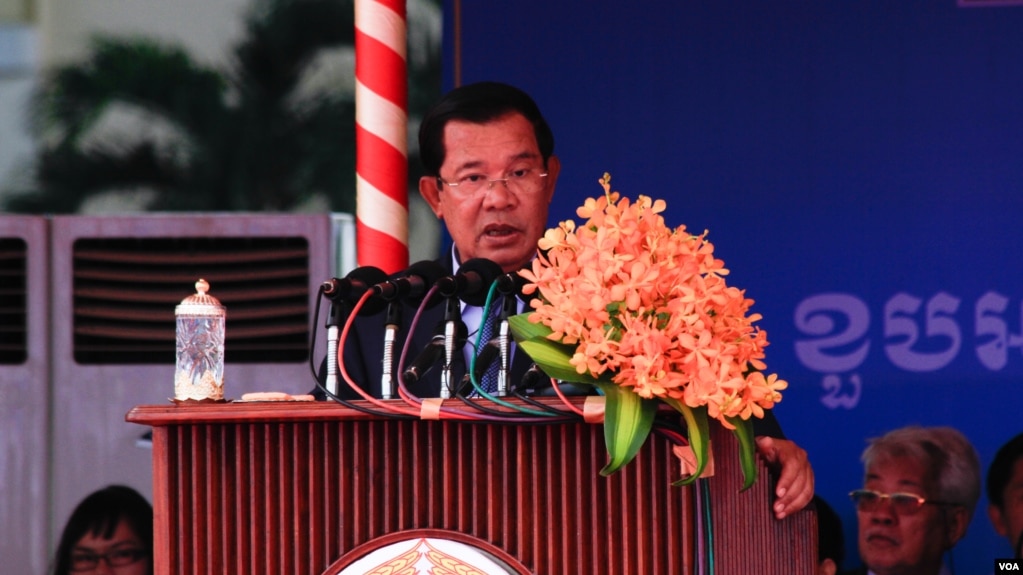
top-left (403, 260), bottom-right (447, 306)
top-left (321, 266), bottom-right (388, 314)
top-left (347, 266), bottom-right (390, 315)
top-left (454, 258), bottom-right (504, 306)
top-left (323, 265), bottom-right (386, 299)
top-left (496, 263), bottom-right (538, 300)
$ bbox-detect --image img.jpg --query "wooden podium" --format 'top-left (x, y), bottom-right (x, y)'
top-left (127, 400), bottom-right (816, 574)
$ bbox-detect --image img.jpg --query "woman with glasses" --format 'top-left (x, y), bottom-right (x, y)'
top-left (51, 485), bottom-right (152, 575)
top-left (843, 425), bottom-right (980, 575)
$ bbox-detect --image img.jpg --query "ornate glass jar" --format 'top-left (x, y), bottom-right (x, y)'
top-left (174, 279), bottom-right (226, 401)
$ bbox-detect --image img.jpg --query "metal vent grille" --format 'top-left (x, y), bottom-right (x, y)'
top-left (0, 238), bottom-right (28, 365)
top-left (72, 236), bottom-right (312, 365)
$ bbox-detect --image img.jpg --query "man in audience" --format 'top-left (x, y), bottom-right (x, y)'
top-left (988, 431), bottom-right (1023, 558)
top-left (844, 425), bottom-right (980, 575)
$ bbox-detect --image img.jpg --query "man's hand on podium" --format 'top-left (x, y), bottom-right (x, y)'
top-left (755, 436), bottom-right (814, 520)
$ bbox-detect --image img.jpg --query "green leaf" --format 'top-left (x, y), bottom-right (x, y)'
top-left (725, 415), bottom-right (759, 491)
top-left (517, 340), bottom-right (596, 383)
top-left (509, 313), bottom-right (602, 384)
top-left (593, 382), bottom-right (658, 476)
top-left (661, 398), bottom-right (710, 486)
top-left (508, 312), bottom-right (553, 341)
top-left (508, 312), bottom-right (659, 476)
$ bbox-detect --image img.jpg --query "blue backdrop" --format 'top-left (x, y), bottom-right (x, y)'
top-left (443, 0), bottom-right (1023, 570)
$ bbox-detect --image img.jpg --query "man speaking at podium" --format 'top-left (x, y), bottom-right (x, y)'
top-left (325, 80), bottom-right (813, 520)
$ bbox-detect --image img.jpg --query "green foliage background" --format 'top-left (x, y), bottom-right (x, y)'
top-left (2, 0), bottom-right (441, 214)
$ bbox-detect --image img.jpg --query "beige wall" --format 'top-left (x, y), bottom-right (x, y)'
top-left (36, 0), bottom-right (249, 66)
top-left (0, 0), bottom-right (33, 22)
top-left (0, 25), bottom-right (35, 203)
top-left (0, 0), bottom-right (248, 208)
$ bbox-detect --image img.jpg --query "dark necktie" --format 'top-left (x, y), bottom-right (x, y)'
top-left (477, 300), bottom-right (502, 393)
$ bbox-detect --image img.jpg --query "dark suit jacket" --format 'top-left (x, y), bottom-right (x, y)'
top-left (316, 257), bottom-right (785, 437)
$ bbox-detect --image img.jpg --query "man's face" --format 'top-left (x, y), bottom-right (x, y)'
top-left (989, 458), bottom-right (1023, 554)
top-left (856, 457), bottom-right (959, 575)
top-left (419, 112), bottom-right (559, 273)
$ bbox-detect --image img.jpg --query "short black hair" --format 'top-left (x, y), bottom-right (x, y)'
top-left (51, 485), bottom-right (153, 575)
top-left (418, 81), bottom-right (554, 176)
top-left (988, 431), bottom-right (1023, 509)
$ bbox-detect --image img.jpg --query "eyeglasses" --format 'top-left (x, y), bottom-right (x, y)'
top-left (70, 547), bottom-right (149, 571)
top-left (849, 488), bottom-right (957, 515)
top-left (437, 168), bottom-right (548, 198)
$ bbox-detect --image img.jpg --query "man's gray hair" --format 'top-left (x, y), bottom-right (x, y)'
top-left (862, 425), bottom-right (981, 517)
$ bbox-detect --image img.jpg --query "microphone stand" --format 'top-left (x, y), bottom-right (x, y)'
top-left (495, 295), bottom-right (517, 397)
top-left (323, 302), bottom-right (346, 396)
top-left (319, 266), bottom-right (388, 397)
top-left (380, 301), bottom-right (402, 399)
top-left (440, 296), bottom-right (462, 399)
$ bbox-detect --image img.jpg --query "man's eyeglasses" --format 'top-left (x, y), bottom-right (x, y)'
top-left (437, 168), bottom-right (548, 198)
top-left (70, 547), bottom-right (149, 571)
top-left (849, 488), bottom-right (957, 515)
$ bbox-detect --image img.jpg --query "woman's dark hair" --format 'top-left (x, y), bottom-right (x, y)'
top-left (51, 485), bottom-right (153, 575)
top-left (418, 81), bottom-right (555, 176)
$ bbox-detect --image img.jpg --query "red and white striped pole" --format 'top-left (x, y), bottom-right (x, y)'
top-left (354, 0), bottom-right (409, 273)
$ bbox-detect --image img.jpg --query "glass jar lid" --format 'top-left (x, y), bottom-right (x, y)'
top-left (175, 279), bottom-right (225, 317)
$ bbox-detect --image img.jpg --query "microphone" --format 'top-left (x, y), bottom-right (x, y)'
top-left (321, 266), bottom-right (388, 396)
top-left (435, 258), bottom-right (504, 306)
top-left (468, 295), bottom-right (518, 396)
top-left (458, 336), bottom-right (498, 396)
top-left (373, 261), bottom-right (447, 398)
top-left (494, 269), bottom-right (529, 297)
top-left (517, 363), bottom-right (546, 393)
top-left (471, 339), bottom-right (501, 382)
top-left (322, 266), bottom-right (389, 316)
top-left (374, 260), bottom-right (447, 304)
top-left (494, 264), bottom-right (541, 309)
top-left (402, 320), bottom-right (467, 386)
top-left (379, 301), bottom-right (401, 399)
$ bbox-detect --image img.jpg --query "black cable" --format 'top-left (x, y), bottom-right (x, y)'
top-left (511, 389), bottom-right (581, 418)
top-left (312, 376), bottom-right (417, 420)
top-left (308, 284), bottom-right (326, 382)
top-left (307, 285), bottom-right (417, 419)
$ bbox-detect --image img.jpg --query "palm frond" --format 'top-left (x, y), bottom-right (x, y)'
top-left (5, 0), bottom-right (439, 215)
top-left (233, 0), bottom-right (355, 100)
top-left (6, 142), bottom-right (186, 213)
top-left (33, 37), bottom-right (226, 145)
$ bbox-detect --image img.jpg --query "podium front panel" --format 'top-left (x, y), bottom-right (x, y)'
top-left (128, 401), bottom-right (815, 574)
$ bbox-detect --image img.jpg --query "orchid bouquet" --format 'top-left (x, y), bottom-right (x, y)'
top-left (508, 174), bottom-right (786, 488)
